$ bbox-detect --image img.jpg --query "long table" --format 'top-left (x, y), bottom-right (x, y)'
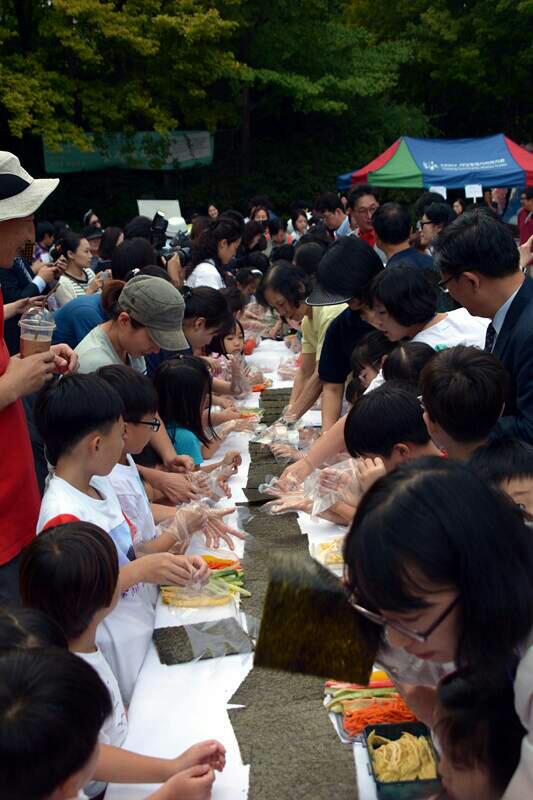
top-left (107, 340), bottom-right (377, 800)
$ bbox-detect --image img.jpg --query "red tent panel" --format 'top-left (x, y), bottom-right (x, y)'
top-left (351, 139), bottom-right (401, 184)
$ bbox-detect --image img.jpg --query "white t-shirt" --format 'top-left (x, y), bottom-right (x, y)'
top-left (77, 647), bottom-right (128, 798)
top-left (186, 260), bottom-right (225, 290)
top-left (38, 474), bottom-right (155, 704)
top-left (75, 325), bottom-right (146, 375)
top-left (413, 307), bottom-right (489, 350)
top-left (109, 455), bottom-right (159, 605)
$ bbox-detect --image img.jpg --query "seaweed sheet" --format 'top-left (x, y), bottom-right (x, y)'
top-left (254, 551), bottom-right (377, 684)
top-left (153, 619), bottom-right (253, 665)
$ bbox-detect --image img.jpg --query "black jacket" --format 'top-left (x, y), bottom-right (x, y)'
top-left (0, 262), bottom-right (42, 355)
top-left (493, 275), bottom-right (533, 444)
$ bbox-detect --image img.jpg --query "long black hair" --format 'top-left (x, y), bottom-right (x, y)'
top-left (154, 356), bottom-right (216, 446)
top-left (188, 215), bottom-right (243, 279)
top-left (343, 458), bottom-right (533, 672)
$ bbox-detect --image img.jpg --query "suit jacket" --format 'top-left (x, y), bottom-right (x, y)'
top-left (0, 262), bottom-right (41, 355)
top-left (492, 275), bottom-right (533, 444)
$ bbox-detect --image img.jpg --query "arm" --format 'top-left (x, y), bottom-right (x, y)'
top-left (491, 333), bottom-right (533, 444)
top-left (95, 739), bottom-right (225, 784)
top-left (321, 382), bottom-right (344, 431)
top-left (288, 363), bottom-right (323, 421)
top-left (278, 414), bottom-right (347, 486)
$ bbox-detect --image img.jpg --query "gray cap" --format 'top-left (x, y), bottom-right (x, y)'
top-left (118, 275), bottom-right (188, 351)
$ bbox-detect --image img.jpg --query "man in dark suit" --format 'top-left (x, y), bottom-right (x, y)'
top-left (0, 256), bottom-right (57, 353)
top-left (435, 209), bottom-right (533, 443)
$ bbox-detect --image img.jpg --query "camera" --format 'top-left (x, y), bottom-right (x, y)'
top-left (150, 211), bottom-right (192, 268)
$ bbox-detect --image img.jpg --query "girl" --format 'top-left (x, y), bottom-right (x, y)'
top-left (343, 458), bottom-right (533, 800)
top-left (381, 341), bottom-right (436, 388)
top-left (291, 209), bottom-right (309, 242)
top-left (185, 215), bottom-right (242, 290)
top-left (350, 330), bottom-right (394, 391)
top-left (182, 286), bottom-right (231, 353)
top-left (155, 357), bottom-right (240, 466)
top-left (210, 318), bottom-right (245, 358)
top-left (54, 231), bottom-right (101, 307)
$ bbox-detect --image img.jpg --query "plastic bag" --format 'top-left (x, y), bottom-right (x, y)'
top-left (252, 420), bottom-right (303, 447)
top-left (303, 459), bottom-right (361, 517)
top-left (230, 354), bottom-right (251, 396)
top-left (185, 617), bottom-right (255, 660)
top-left (261, 493), bottom-right (312, 515)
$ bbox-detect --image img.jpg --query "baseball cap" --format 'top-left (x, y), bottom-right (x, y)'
top-left (0, 152), bottom-right (59, 222)
top-left (118, 275), bottom-right (189, 350)
top-left (82, 224), bottom-right (104, 240)
top-left (306, 236), bottom-right (384, 306)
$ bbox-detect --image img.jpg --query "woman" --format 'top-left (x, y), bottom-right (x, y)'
top-left (95, 226), bottom-right (124, 273)
top-left (291, 209), bottom-right (309, 242)
top-left (54, 232), bottom-right (101, 307)
top-left (418, 202), bottom-right (456, 254)
top-left (452, 198), bottom-right (466, 216)
top-left (207, 203), bottom-right (219, 220)
top-left (75, 275), bottom-right (188, 374)
top-left (185, 215), bottom-right (242, 290)
top-left (263, 261), bottom-right (346, 421)
top-left (343, 458), bottom-right (533, 799)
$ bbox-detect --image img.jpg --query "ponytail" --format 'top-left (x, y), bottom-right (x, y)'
top-left (188, 215), bottom-right (243, 277)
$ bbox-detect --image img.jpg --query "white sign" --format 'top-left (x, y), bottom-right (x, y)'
top-left (465, 184), bottom-right (483, 199)
top-left (429, 185), bottom-right (447, 199)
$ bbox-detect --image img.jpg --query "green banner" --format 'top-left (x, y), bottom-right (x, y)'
top-left (43, 130), bottom-right (214, 173)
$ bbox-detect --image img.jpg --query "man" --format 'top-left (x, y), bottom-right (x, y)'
top-left (347, 184), bottom-right (380, 247)
top-left (306, 236), bottom-right (383, 430)
top-left (372, 202), bottom-right (435, 271)
top-left (315, 192), bottom-right (351, 238)
top-left (0, 151), bottom-right (77, 604)
top-left (435, 209), bottom-right (533, 444)
top-left (82, 223), bottom-right (104, 272)
top-left (33, 221), bottom-right (55, 262)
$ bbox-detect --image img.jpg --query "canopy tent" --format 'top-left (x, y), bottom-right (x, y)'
top-left (337, 134), bottom-right (533, 191)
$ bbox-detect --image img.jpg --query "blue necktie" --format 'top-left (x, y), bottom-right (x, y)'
top-left (484, 322), bottom-right (497, 353)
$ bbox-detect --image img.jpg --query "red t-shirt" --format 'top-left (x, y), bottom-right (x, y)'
top-left (0, 289), bottom-right (40, 563)
top-left (518, 208), bottom-right (533, 246)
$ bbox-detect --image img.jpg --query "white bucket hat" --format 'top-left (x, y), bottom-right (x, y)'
top-left (0, 152), bottom-right (59, 222)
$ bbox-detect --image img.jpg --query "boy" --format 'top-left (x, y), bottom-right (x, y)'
top-left (344, 382), bottom-right (441, 471)
top-left (0, 648), bottom-right (215, 800)
top-left (34, 373), bottom-right (208, 703)
top-left (468, 437), bottom-right (533, 519)
top-left (420, 345), bottom-right (509, 461)
top-left (20, 521), bottom-right (225, 798)
top-left (96, 364), bottom-right (243, 555)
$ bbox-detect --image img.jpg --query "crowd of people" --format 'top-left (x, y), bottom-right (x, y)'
top-left (0, 148), bottom-right (533, 800)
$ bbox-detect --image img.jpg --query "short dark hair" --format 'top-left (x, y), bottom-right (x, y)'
top-left (155, 357), bottom-right (214, 446)
top-left (344, 383), bottom-right (430, 458)
top-left (243, 220), bottom-right (265, 249)
top-left (347, 184), bottom-right (380, 210)
top-left (267, 218), bottom-right (287, 236)
top-left (0, 607), bottom-right (67, 653)
top-left (35, 221), bottom-right (54, 242)
top-left (99, 226), bottom-right (123, 260)
top-left (434, 211), bottom-right (520, 279)
top-left (468, 437), bottom-right (533, 485)
top-left (316, 192), bottom-right (344, 214)
top-left (111, 237), bottom-right (157, 281)
top-left (221, 286), bottom-right (246, 315)
top-left (293, 241), bottom-right (325, 277)
top-left (414, 191), bottom-right (448, 220)
top-left (435, 669), bottom-right (525, 796)
top-left (372, 202), bottom-right (411, 244)
top-left (345, 376), bottom-right (364, 405)
top-left (96, 364), bottom-right (158, 423)
top-left (424, 201), bottom-right (456, 227)
top-left (264, 262), bottom-right (311, 308)
top-left (350, 330), bottom-right (394, 373)
top-left (369, 264), bottom-right (438, 325)
top-left (124, 215), bottom-right (152, 240)
top-left (343, 458), bottom-right (533, 670)
top-left (34, 374), bottom-right (124, 466)
top-left (20, 522), bottom-right (119, 641)
top-left (236, 268), bottom-right (256, 287)
top-left (421, 346), bottom-right (508, 442)
top-left (317, 236), bottom-right (384, 302)
top-left (0, 649), bottom-right (111, 799)
top-left (291, 208), bottom-right (308, 228)
top-left (382, 341), bottom-right (436, 388)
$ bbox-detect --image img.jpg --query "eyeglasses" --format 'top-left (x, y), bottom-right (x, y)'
top-left (134, 418), bottom-right (161, 432)
top-left (437, 275), bottom-right (454, 290)
top-left (416, 220), bottom-right (434, 230)
top-left (356, 206), bottom-right (378, 217)
top-left (348, 594), bottom-right (460, 643)
top-left (417, 394), bottom-right (425, 411)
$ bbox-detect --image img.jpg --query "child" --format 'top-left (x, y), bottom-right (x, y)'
top-left (0, 649), bottom-right (215, 800)
top-left (97, 364), bottom-right (245, 552)
top-left (382, 341), bottom-right (436, 388)
top-left (468, 437), bottom-right (533, 519)
top-left (420, 345), bottom-right (509, 461)
top-left (20, 521), bottom-right (225, 798)
top-left (155, 357), bottom-right (242, 465)
top-left (0, 606), bottom-right (67, 652)
top-left (209, 317), bottom-right (246, 358)
top-left (344, 382), bottom-right (441, 471)
top-left (34, 373), bottom-right (208, 703)
top-left (350, 330), bottom-right (394, 391)
top-left (435, 669), bottom-right (525, 800)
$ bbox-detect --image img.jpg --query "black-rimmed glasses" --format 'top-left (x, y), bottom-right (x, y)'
top-left (437, 275), bottom-right (454, 290)
top-left (134, 418), bottom-right (161, 432)
top-left (348, 595), bottom-right (460, 643)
